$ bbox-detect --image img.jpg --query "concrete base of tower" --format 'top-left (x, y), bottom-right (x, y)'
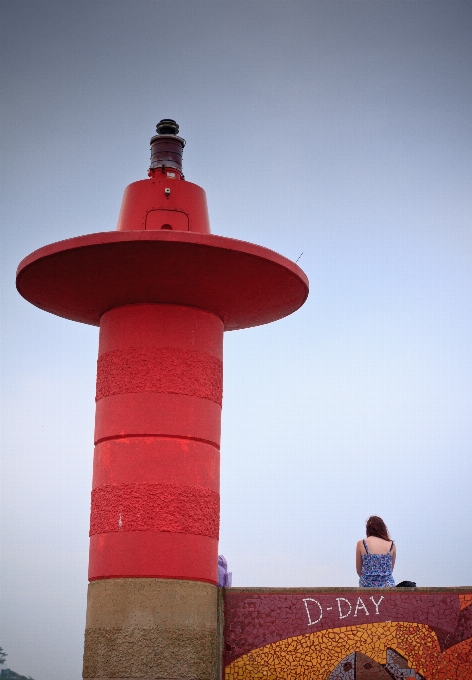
top-left (83, 578), bottom-right (218, 680)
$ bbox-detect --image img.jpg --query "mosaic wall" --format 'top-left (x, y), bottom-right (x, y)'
top-left (223, 589), bottom-right (472, 679)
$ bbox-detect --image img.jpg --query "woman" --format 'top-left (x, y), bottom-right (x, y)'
top-left (356, 516), bottom-right (396, 587)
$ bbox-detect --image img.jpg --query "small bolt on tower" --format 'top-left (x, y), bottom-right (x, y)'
top-left (16, 120), bottom-right (309, 679)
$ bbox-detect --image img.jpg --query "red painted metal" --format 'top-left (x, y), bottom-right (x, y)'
top-left (117, 177), bottom-right (210, 232)
top-left (90, 303), bottom-right (222, 582)
top-left (15, 231), bottom-right (308, 330)
top-left (88, 531), bottom-right (217, 582)
top-left (16, 123), bottom-right (309, 587)
top-left (92, 438), bottom-right (219, 489)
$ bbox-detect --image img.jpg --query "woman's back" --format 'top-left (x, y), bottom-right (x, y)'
top-left (356, 517), bottom-right (396, 588)
top-left (363, 536), bottom-right (394, 555)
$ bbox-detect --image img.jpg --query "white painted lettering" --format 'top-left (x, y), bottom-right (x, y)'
top-left (303, 598), bottom-right (322, 626)
top-left (336, 597), bottom-right (352, 619)
top-left (370, 595), bottom-right (384, 615)
top-left (354, 597), bottom-right (369, 617)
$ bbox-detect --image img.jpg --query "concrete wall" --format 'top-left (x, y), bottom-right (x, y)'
top-left (83, 579), bottom-right (218, 680)
top-left (222, 587), bottom-right (472, 679)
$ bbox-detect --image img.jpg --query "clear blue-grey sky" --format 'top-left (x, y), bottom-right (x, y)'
top-left (1, 1), bottom-right (471, 678)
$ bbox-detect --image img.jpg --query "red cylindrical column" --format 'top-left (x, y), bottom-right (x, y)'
top-left (89, 303), bottom-right (223, 584)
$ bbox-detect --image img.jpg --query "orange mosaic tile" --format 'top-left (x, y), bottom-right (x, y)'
top-left (459, 594), bottom-right (472, 611)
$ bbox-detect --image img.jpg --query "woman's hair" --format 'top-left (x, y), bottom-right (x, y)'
top-left (366, 516), bottom-right (391, 541)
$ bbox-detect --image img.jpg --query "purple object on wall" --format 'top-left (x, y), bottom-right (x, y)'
top-left (218, 555), bottom-right (232, 587)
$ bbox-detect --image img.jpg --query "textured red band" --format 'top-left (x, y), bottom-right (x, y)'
top-left (96, 347), bottom-right (222, 404)
top-left (90, 483), bottom-right (219, 539)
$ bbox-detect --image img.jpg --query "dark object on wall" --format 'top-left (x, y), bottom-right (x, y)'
top-left (396, 581), bottom-right (417, 588)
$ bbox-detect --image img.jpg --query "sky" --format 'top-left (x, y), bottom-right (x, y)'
top-left (1, 1), bottom-right (471, 678)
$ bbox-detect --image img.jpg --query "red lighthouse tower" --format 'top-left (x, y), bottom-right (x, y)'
top-left (16, 121), bottom-right (308, 679)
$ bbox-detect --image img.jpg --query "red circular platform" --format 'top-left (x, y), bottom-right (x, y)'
top-left (16, 231), bottom-right (309, 330)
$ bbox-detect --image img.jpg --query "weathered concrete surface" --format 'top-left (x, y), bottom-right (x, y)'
top-left (83, 578), bottom-right (218, 680)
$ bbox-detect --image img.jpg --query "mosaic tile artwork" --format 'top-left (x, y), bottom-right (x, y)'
top-left (224, 589), bottom-right (472, 679)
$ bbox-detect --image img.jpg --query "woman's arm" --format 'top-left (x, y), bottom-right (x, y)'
top-left (356, 540), bottom-right (364, 576)
top-left (392, 543), bottom-right (396, 569)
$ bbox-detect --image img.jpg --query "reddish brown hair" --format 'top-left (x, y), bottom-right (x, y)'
top-left (366, 516), bottom-right (391, 541)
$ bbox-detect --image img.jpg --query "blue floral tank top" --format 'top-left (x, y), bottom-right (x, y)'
top-left (359, 539), bottom-right (395, 588)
